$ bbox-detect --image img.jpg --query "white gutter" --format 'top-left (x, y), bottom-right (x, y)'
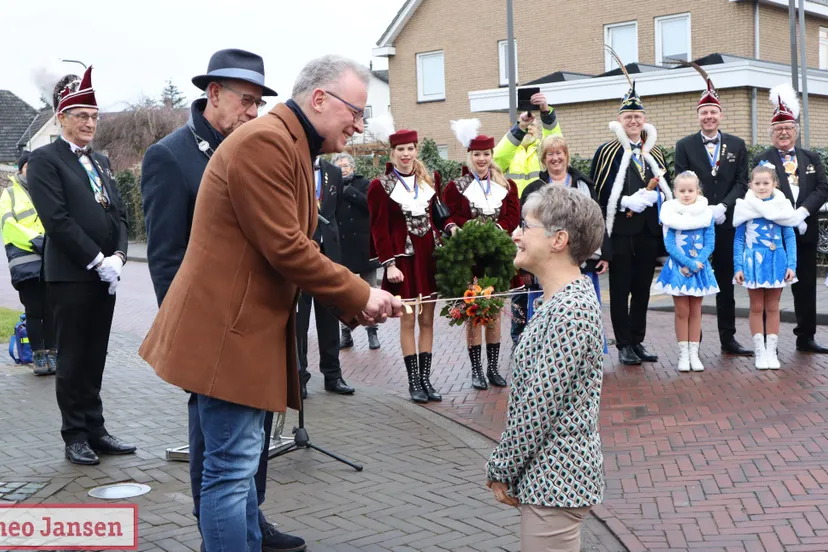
top-left (468, 60), bottom-right (828, 112)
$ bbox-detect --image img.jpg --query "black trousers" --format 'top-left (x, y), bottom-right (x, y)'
top-left (18, 278), bottom-right (55, 351)
top-left (608, 233), bottom-right (659, 349)
top-left (792, 239), bottom-right (818, 341)
top-left (295, 291), bottom-right (341, 385)
top-left (711, 226), bottom-right (737, 345)
top-left (49, 282), bottom-right (115, 445)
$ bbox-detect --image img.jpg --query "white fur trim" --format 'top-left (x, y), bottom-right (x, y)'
top-left (450, 118), bottom-right (481, 149)
top-left (641, 124), bottom-right (673, 202)
top-left (732, 189), bottom-right (798, 227)
top-left (660, 197), bottom-right (712, 230)
top-left (605, 122), bottom-right (632, 236)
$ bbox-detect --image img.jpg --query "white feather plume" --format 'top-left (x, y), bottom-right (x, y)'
top-left (366, 112), bottom-right (396, 143)
top-left (450, 118), bottom-right (482, 148)
top-left (769, 83), bottom-right (800, 120)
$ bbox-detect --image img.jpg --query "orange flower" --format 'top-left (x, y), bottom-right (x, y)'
top-left (466, 305), bottom-right (478, 316)
top-left (463, 289), bottom-right (477, 304)
top-left (482, 286), bottom-right (494, 297)
top-left (472, 284), bottom-right (483, 294)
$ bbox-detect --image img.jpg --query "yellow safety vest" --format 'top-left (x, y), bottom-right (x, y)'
top-left (0, 176), bottom-right (44, 286)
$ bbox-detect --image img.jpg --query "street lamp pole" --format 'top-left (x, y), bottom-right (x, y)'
top-left (61, 59), bottom-right (88, 70)
top-left (798, 0), bottom-right (811, 147)
top-left (507, 0), bottom-right (517, 122)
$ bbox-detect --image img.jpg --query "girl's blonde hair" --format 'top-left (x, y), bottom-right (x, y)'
top-left (537, 134), bottom-right (570, 168)
top-left (391, 144), bottom-right (433, 186)
top-left (750, 165), bottom-right (778, 187)
top-left (674, 170), bottom-right (703, 195)
top-left (465, 150), bottom-right (509, 189)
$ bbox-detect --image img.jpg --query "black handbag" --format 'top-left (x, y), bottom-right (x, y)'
top-left (431, 172), bottom-right (452, 234)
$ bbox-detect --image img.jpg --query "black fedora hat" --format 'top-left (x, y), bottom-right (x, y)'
top-left (192, 48), bottom-right (278, 96)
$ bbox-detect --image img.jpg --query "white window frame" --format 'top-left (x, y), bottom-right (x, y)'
top-left (498, 39), bottom-right (519, 86)
top-left (416, 50), bottom-right (446, 102)
top-left (604, 21), bottom-right (639, 72)
top-left (820, 27), bottom-right (828, 70)
top-left (655, 13), bottom-right (691, 66)
top-left (364, 105), bottom-right (373, 120)
top-left (437, 145), bottom-right (449, 160)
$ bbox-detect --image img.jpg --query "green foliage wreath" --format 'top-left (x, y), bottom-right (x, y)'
top-left (434, 221), bottom-right (518, 298)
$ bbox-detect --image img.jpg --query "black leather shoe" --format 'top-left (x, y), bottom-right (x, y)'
top-left (631, 344), bottom-right (658, 362)
top-left (65, 442), bottom-right (100, 465)
top-left (89, 435), bottom-right (136, 455)
top-left (618, 346), bottom-right (642, 365)
top-left (300, 382), bottom-right (308, 400)
top-left (261, 520), bottom-right (307, 552)
top-left (367, 328), bottom-right (381, 350)
top-left (797, 338), bottom-right (828, 354)
top-left (339, 329), bottom-right (354, 349)
top-left (324, 378), bottom-right (355, 395)
top-left (721, 338), bottom-right (753, 356)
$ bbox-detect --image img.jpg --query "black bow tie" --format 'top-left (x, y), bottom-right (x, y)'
top-left (779, 149), bottom-right (795, 157)
top-left (74, 147), bottom-right (91, 158)
top-left (631, 142), bottom-right (642, 150)
top-left (703, 136), bottom-right (719, 146)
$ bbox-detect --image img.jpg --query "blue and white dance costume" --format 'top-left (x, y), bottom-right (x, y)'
top-left (654, 196), bottom-right (720, 296)
top-left (732, 189), bottom-right (798, 289)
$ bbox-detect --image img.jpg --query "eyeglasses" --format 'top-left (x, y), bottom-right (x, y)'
top-left (220, 83), bottom-right (267, 109)
top-left (65, 112), bottom-right (99, 123)
top-left (519, 220), bottom-right (546, 233)
top-left (773, 125), bottom-right (796, 133)
top-left (324, 90), bottom-right (364, 124)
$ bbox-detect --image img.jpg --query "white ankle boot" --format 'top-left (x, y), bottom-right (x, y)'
top-left (753, 333), bottom-right (768, 370)
top-left (689, 342), bottom-right (704, 371)
top-left (766, 334), bottom-right (780, 370)
top-left (677, 342), bottom-right (690, 372)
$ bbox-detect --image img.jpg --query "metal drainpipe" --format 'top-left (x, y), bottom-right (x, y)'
top-left (752, 0), bottom-right (760, 145)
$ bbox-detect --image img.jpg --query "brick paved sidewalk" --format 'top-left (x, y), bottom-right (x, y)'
top-left (0, 331), bottom-right (621, 551)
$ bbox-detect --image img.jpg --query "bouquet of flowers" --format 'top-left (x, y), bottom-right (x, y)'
top-left (441, 277), bottom-right (505, 327)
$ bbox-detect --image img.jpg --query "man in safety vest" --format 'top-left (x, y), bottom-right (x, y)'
top-left (494, 92), bottom-right (562, 348)
top-left (0, 151), bottom-right (55, 375)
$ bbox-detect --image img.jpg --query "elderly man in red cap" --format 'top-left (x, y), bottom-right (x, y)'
top-left (753, 84), bottom-right (828, 354)
top-left (27, 67), bottom-right (133, 465)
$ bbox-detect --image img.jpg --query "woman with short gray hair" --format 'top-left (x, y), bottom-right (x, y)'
top-left (486, 185), bottom-right (605, 552)
top-left (331, 153), bottom-right (382, 351)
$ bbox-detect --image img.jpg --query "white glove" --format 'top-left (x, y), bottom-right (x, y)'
top-left (640, 189), bottom-right (659, 206)
top-left (96, 255), bottom-right (123, 283)
top-left (794, 207), bottom-right (809, 226)
top-left (798, 221), bottom-right (808, 235)
top-left (107, 279), bottom-right (119, 295)
top-left (620, 194), bottom-right (649, 214)
top-left (711, 204), bottom-right (727, 225)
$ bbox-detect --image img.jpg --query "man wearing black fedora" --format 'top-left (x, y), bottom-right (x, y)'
top-left (141, 49), bottom-right (306, 552)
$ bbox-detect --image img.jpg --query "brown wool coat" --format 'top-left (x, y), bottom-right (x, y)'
top-left (139, 104), bottom-right (371, 412)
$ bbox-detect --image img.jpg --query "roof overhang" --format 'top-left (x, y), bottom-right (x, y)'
top-left (469, 57), bottom-right (828, 112)
top-left (374, 0), bottom-right (423, 55)
top-left (730, 0), bottom-right (828, 18)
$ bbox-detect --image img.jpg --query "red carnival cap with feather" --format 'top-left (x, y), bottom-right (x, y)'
top-left (389, 129), bottom-right (418, 147)
top-left (55, 65), bottom-right (98, 114)
top-left (698, 79), bottom-right (721, 111)
top-left (769, 83), bottom-right (800, 125)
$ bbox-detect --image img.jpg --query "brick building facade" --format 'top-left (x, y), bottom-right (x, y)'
top-left (373, 0), bottom-right (828, 159)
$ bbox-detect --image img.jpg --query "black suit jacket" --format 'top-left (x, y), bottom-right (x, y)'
top-left (313, 159), bottom-right (343, 264)
top-left (141, 99), bottom-right (217, 306)
top-left (27, 138), bottom-right (128, 283)
top-left (753, 147), bottom-right (828, 244)
top-left (338, 174), bottom-right (379, 274)
top-left (675, 131), bottom-right (748, 227)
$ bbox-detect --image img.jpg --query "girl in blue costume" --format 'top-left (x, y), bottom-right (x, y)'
top-left (733, 163), bottom-right (800, 370)
top-left (654, 171), bottom-right (719, 372)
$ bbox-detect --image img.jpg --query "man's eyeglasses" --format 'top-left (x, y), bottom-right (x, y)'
top-left (65, 112), bottom-right (100, 123)
top-left (325, 90), bottom-right (364, 123)
top-left (220, 83), bottom-right (267, 109)
top-left (773, 125), bottom-right (796, 134)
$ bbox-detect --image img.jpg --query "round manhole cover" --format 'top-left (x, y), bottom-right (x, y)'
top-left (88, 482), bottom-right (151, 499)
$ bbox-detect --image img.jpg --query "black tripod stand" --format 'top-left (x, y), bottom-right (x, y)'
top-left (272, 393), bottom-right (363, 471)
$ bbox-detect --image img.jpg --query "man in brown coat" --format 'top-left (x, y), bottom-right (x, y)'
top-left (139, 55), bottom-right (401, 552)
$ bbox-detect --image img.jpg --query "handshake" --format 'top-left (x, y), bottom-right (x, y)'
top-left (620, 189), bottom-right (660, 214)
top-left (95, 255), bottom-right (123, 295)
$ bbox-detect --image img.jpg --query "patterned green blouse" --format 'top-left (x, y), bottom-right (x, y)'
top-left (486, 275), bottom-right (605, 507)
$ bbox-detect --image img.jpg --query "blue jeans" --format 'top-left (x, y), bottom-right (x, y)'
top-left (188, 395), bottom-right (274, 519)
top-left (197, 395), bottom-right (266, 552)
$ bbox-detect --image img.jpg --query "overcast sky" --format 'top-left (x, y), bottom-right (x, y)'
top-left (3, 0), bottom-right (405, 111)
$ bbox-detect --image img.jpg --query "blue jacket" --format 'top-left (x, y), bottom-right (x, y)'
top-left (141, 99), bottom-right (222, 306)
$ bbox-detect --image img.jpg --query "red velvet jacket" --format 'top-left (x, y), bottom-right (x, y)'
top-left (443, 166), bottom-right (520, 233)
top-left (367, 164), bottom-right (442, 265)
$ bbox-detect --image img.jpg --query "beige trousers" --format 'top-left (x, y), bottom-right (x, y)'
top-left (519, 504), bottom-right (592, 552)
